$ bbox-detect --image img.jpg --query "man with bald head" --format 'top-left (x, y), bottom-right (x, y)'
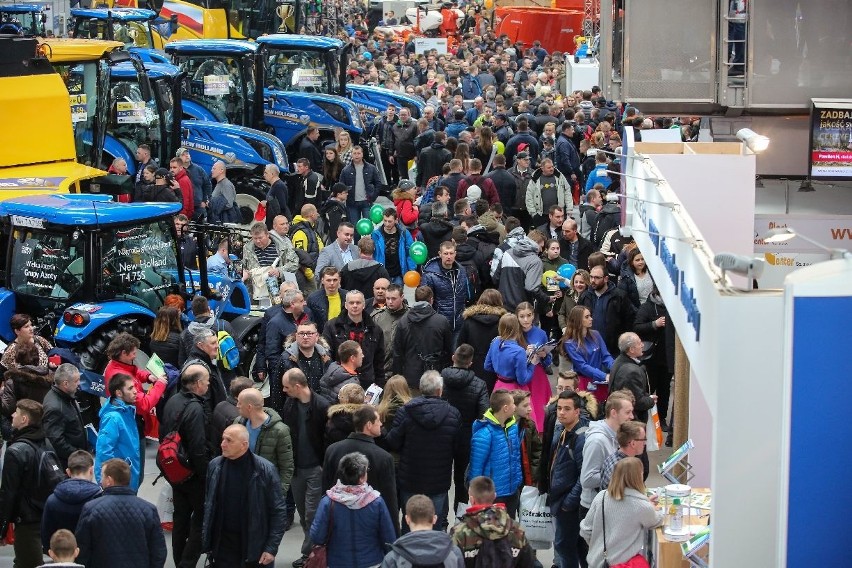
top-left (210, 160), bottom-right (239, 224)
top-left (559, 217), bottom-right (593, 270)
top-left (202, 424), bottom-right (287, 567)
top-left (160, 363), bottom-right (213, 568)
top-left (234, 388), bottom-right (294, 493)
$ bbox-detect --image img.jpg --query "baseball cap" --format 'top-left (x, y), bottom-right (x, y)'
top-left (347, 69), bottom-right (360, 77)
top-left (516, 151), bottom-right (530, 160)
top-left (466, 185), bottom-right (482, 202)
top-left (398, 180), bottom-right (416, 191)
top-left (154, 167), bottom-right (170, 179)
top-left (495, 112), bottom-right (508, 122)
top-left (175, 147), bottom-right (190, 157)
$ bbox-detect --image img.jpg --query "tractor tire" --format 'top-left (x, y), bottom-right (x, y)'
top-left (233, 176), bottom-right (267, 228)
top-left (75, 317), bottom-right (153, 428)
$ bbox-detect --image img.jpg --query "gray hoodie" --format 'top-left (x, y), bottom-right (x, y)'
top-left (493, 237), bottom-right (546, 312)
top-left (381, 529), bottom-right (465, 568)
top-left (579, 419), bottom-right (618, 508)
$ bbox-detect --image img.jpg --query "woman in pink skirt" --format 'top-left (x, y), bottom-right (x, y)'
top-left (562, 305), bottom-right (613, 412)
top-left (484, 311), bottom-right (551, 432)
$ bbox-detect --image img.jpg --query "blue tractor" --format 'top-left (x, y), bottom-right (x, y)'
top-left (0, 3), bottom-right (47, 36)
top-left (104, 60), bottom-right (289, 220)
top-left (254, 35), bottom-right (425, 122)
top-left (69, 7), bottom-right (175, 64)
top-left (164, 39), bottom-right (365, 153)
top-left (0, 194), bottom-right (260, 370)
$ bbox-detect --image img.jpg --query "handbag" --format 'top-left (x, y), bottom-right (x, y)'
top-left (304, 501), bottom-right (334, 568)
top-left (603, 492), bottom-right (651, 568)
top-left (646, 404), bottom-right (663, 452)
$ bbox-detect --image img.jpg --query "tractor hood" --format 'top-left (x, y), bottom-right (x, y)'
top-left (0, 162), bottom-right (109, 196)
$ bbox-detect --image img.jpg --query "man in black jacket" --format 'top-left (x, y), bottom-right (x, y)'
top-left (484, 154), bottom-right (517, 208)
top-left (202, 425), bottom-right (287, 567)
top-left (298, 126), bottom-right (323, 173)
top-left (322, 405), bottom-right (398, 534)
top-left (322, 291), bottom-right (385, 389)
top-left (609, 333), bottom-right (656, 424)
top-left (42, 364), bottom-right (88, 468)
top-left (391, 287), bottom-right (453, 393)
top-left (41, 449), bottom-right (102, 552)
top-left (281, 368), bottom-right (330, 565)
top-left (384, 371), bottom-right (460, 533)
top-left (160, 364), bottom-right (214, 568)
top-left (559, 218), bottom-right (594, 271)
top-left (391, 107), bottom-right (419, 181)
top-left (416, 131), bottom-right (452, 187)
top-left (182, 327), bottom-right (228, 412)
top-left (0, 400), bottom-right (59, 567)
top-left (419, 202), bottom-right (455, 259)
top-left (579, 266), bottom-right (637, 355)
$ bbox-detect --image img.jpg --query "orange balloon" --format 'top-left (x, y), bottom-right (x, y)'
top-left (403, 270), bottom-right (421, 288)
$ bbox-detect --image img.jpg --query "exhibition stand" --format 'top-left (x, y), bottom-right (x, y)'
top-left (621, 128), bottom-right (852, 566)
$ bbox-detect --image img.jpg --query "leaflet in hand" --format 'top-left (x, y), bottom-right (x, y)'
top-left (527, 339), bottom-right (560, 362)
top-left (365, 383), bottom-right (383, 405)
top-left (146, 353), bottom-right (166, 379)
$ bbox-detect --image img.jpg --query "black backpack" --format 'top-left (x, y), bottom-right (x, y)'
top-left (474, 536), bottom-right (514, 568)
top-left (17, 439), bottom-right (66, 509)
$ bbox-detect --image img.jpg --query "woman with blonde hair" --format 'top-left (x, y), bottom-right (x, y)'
top-left (558, 269), bottom-right (590, 332)
top-left (377, 375), bottom-right (411, 425)
top-left (562, 305), bottom-right (613, 407)
top-left (335, 129), bottom-right (354, 167)
top-left (454, 142), bottom-right (470, 174)
top-left (580, 457), bottom-right (664, 568)
top-left (149, 306), bottom-right (182, 367)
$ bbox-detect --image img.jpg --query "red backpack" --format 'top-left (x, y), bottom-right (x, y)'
top-left (155, 402), bottom-right (194, 485)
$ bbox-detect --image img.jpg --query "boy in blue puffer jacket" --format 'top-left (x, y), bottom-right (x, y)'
top-left (467, 389), bottom-right (523, 517)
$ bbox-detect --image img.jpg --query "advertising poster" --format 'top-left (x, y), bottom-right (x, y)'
top-left (809, 98), bottom-right (852, 180)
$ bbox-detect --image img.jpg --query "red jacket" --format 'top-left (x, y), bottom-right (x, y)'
top-left (174, 169), bottom-right (195, 219)
top-left (457, 174), bottom-right (500, 205)
top-left (392, 188), bottom-right (419, 233)
top-left (103, 359), bottom-right (166, 417)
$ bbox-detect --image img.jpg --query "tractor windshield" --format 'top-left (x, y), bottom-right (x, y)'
top-left (177, 55), bottom-right (252, 124)
top-left (53, 60), bottom-right (109, 168)
top-left (10, 228), bottom-right (85, 300)
top-left (99, 219), bottom-right (179, 311)
top-left (74, 18), bottom-right (154, 50)
top-left (0, 10), bottom-right (45, 36)
top-left (264, 48), bottom-right (338, 94)
top-left (108, 76), bottom-right (175, 169)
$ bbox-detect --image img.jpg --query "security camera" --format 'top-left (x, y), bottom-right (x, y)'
top-left (713, 253), bottom-right (765, 282)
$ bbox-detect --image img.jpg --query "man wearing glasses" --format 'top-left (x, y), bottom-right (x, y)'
top-left (599, 420), bottom-right (648, 489)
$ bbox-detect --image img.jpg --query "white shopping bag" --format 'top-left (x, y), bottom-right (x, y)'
top-left (157, 484), bottom-right (174, 527)
top-left (519, 485), bottom-right (555, 549)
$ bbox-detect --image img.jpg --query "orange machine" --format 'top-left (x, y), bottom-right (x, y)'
top-left (494, 6), bottom-right (587, 55)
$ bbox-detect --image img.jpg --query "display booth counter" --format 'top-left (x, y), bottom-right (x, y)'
top-left (650, 488), bottom-right (711, 568)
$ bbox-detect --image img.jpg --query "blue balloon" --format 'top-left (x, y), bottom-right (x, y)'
top-left (557, 263), bottom-right (577, 286)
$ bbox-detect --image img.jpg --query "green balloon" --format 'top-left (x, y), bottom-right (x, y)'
top-left (356, 218), bottom-right (373, 236)
top-left (369, 204), bottom-right (385, 224)
top-left (410, 241), bottom-right (428, 265)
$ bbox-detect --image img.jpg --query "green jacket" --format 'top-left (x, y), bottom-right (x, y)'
top-left (450, 504), bottom-right (534, 568)
top-left (235, 408), bottom-right (294, 492)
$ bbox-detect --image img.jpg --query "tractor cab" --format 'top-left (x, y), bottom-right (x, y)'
top-left (0, 195), bottom-right (183, 344)
top-left (41, 38), bottom-right (136, 169)
top-left (108, 61), bottom-right (181, 176)
top-left (254, 34), bottom-right (424, 121)
top-left (0, 4), bottom-right (47, 37)
top-left (70, 8), bottom-right (173, 63)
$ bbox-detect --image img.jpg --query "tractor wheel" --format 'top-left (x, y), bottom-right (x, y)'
top-left (74, 317), bottom-right (152, 428)
top-left (233, 176), bottom-right (267, 228)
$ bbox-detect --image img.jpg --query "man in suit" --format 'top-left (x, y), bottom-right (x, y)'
top-left (314, 223), bottom-right (360, 283)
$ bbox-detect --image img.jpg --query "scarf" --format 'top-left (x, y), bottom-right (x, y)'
top-left (326, 481), bottom-right (381, 510)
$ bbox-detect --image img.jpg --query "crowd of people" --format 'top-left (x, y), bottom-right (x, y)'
top-left (0, 12), bottom-right (696, 568)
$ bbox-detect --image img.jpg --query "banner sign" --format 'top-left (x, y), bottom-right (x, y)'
top-left (809, 98), bottom-right (852, 180)
top-left (754, 214), bottom-right (852, 253)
